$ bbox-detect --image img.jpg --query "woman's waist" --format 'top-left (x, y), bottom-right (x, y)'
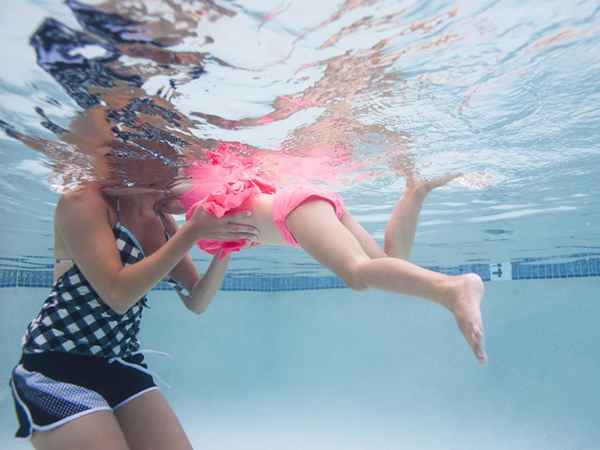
top-left (42, 287), bottom-right (148, 315)
top-left (19, 350), bottom-right (144, 369)
top-left (14, 350), bottom-right (151, 387)
top-left (22, 293), bottom-right (145, 352)
top-left (21, 321), bottom-right (143, 358)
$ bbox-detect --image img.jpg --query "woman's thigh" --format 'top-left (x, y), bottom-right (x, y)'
top-left (31, 410), bottom-right (129, 450)
top-left (114, 389), bottom-right (192, 450)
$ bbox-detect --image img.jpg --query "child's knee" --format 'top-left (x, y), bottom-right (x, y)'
top-left (347, 279), bottom-right (368, 291)
top-left (341, 261), bottom-right (369, 291)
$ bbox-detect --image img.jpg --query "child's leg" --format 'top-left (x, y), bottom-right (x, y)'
top-left (286, 200), bottom-right (486, 363)
top-left (339, 212), bottom-right (386, 258)
top-left (385, 166), bottom-right (461, 259)
top-left (336, 170), bottom-right (458, 260)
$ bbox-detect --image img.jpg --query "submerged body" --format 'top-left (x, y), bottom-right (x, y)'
top-left (187, 190), bottom-right (345, 250)
top-left (174, 146), bottom-right (488, 366)
top-left (176, 144), bottom-right (345, 254)
top-left (9, 183), bottom-right (260, 450)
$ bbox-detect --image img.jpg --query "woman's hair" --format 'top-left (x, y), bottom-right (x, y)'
top-left (100, 139), bottom-right (184, 190)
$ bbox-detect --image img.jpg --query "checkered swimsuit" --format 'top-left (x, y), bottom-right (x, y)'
top-left (21, 222), bottom-right (160, 359)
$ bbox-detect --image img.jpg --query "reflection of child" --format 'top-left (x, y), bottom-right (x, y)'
top-left (173, 145), bottom-right (488, 364)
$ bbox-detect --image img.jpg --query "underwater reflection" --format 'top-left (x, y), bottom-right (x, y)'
top-left (3, 0), bottom-right (436, 193)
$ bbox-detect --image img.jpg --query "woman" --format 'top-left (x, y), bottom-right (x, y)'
top-left (8, 141), bottom-right (259, 450)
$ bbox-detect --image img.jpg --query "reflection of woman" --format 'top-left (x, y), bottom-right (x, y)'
top-left (8, 141), bottom-right (258, 449)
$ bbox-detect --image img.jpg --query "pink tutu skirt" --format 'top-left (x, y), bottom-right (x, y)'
top-left (181, 144), bottom-right (344, 257)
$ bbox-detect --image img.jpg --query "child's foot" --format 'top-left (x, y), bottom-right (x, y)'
top-left (410, 173), bottom-right (462, 197)
top-left (391, 155), bottom-right (462, 199)
top-left (446, 273), bottom-right (487, 364)
top-left (404, 172), bottom-right (463, 201)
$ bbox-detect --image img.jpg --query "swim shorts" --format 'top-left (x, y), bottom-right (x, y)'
top-left (272, 186), bottom-right (345, 246)
top-left (9, 351), bottom-right (157, 438)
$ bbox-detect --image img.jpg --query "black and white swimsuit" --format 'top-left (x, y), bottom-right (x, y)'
top-left (9, 202), bottom-right (186, 439)
top-left (21, 220), bottom-right (148, 358)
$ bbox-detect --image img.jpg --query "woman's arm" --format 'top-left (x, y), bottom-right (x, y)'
top-left (160, 213), bottom-right (231, 314)
top-left (57, 186), bottom-right (257, 314)
top-left (170, 252), bottom-right (231, 315)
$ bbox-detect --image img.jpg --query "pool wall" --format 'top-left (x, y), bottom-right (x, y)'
top-left (1, 278), bottom-right (598, 450)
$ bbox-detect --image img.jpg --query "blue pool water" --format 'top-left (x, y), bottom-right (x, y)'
top-left (2, 281), bottom-right (600, 449)
top-left (1, 0), bottom-right (599, 448)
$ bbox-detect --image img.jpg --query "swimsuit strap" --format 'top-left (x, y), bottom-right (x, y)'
top-left (157, 210), bottom-right (171, 240)
top-left (115, 197), bottom-right (122, 226)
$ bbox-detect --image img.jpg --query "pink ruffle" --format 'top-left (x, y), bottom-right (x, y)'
top-left (181, 144), bottom-right (276, 258)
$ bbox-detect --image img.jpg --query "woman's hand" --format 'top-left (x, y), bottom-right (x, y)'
top-left (188, 205), bottom-right (260, 242)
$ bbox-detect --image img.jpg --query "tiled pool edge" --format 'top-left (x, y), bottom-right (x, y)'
top-left (1, 257), bottom-right (598, 291)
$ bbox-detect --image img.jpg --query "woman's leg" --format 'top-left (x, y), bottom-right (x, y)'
top-left (31, 411), bottom-right (130, 450)
top-left (286, 200), bottom-right (486, 363)
top-left (114, 389), bottom-right (193, 450)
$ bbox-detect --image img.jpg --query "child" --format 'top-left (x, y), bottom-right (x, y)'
top-left (168, 144), bottom-right (487, 364)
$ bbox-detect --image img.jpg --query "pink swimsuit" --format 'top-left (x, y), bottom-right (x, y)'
top-left (180, 144), bottom-right (344, 257)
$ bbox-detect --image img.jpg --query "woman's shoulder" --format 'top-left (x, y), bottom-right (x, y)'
top-left (54, 184), bottom-right (116, 250)
top-left (56, 183), bottom-right (110, 220)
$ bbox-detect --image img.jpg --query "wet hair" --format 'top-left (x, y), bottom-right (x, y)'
top-left (101, 140), bottom-right (183, 189)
